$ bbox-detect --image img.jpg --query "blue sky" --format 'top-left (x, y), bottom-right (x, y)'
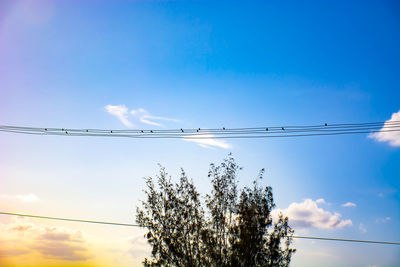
top-left (0, 0), bottom-right (399, 266)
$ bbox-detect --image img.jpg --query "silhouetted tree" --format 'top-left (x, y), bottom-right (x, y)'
top-left (136, 167), bottom-right (206, 266)
top-left (230, 169), bottom-right (295, 266)
top-left (136, 156), bottom-right (295, 266)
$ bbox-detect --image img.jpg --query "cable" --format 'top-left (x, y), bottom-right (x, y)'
top-left (0, 121), bottom-right (399, 139)
top-left (0, 211), bottom-right (137, 227)
top-left (291, 235), bottom-right (400, 245)
top-left (2, 120), bottom-right (399, 133)
top-left (1, 211), bottom-right (399, 246)
top-left (2, 121), bottom-right (399, 134)
top-left (1, 128), bottom-right (400, 139)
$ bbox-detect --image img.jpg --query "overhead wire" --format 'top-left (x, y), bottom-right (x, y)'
top-left (0, 211), bottom-right (399, 246)
top-left (0, 120), bottom-right (395, 131)
top-left (1, 121), bottom-right (397, 133)
top-left (0, 121), bottom-right (399, 139)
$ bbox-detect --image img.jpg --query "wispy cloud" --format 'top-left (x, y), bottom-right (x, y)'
top-left (130, 108), bottom-right (179, 127)
top-left (369, 109), bottom-right (400, 147)
top-left (105, 104), bottom-right (133, 127)
top-left (1, 218), bottom-right (91, 262)
top-left (272, 199), bottom-right (352, 229)
top-left (0, 246), bottom-right (30, 257)
top-left (376, 217), bottom-right (391, 224)
top-left (105, 105), bottom-right (179, 127)
top-left (341, 202), bottom-right (356, 208)
top-left (183, 133), bottom-right (232, 149)
top-left (316, 198), bottom-right (326, 204)
top-left (359, 223), bottom-right (367, 233)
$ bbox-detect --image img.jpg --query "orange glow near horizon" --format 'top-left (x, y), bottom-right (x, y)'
top-left (0, 216), bottom-right (149, 267)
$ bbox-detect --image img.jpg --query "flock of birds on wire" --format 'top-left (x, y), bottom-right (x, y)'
top-left (0, 121), bottom-right (399, 139)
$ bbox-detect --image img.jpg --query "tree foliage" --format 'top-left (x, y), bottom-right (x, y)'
top-left (136, 156), bottom-right (295, 266)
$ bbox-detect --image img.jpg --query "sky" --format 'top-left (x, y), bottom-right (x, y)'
top-left (0, 0), bottom-right (399, 266)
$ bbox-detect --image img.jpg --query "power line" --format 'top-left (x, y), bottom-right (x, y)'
top-left (291, 235), bottom-right (400, 245)
top-left (1, 211), bottom-right (399, 246)
top-left (0, 121), bottom-right (399, 139)
top-left (0, 211), bottom-right (137, 227)
top-left (1, 120), bottom-right (398, 132)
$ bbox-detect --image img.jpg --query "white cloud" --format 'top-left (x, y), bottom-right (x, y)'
top-left (130, 108), bottom-right (146, 115)
top-left (1, 193), bottom-right (39, 202)
top-left (183, 133), bottom-right (232, 149)
top-left (130, 108), bottom-right (179, 127)
top-left (359, 223), bottom-right (367, 233)
top-left (105, 104), bottom-right (133, 127)
top-left (316, 198), bottom-right (326, 204)
top-left (341, 202), bottom-right (356, 208)
top-left (376, 217), bottom-right (391, 224)
top-left (272, 199), bottom-right (352, 229)
top-left (369, 109), bottom-right (400, 147)
top-left (16, 193), bottom-right (39, 202)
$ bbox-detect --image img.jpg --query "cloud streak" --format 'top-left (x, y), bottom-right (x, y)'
top-left (341, 202), bottom-right (356, 208)
top-left (183, 133), bottom-right (232, 149)
top-left (105, 105), bottom-right (179, 128)
top-left (272, 199), bottom-right (352, 229)
top-left (130, 108), bottom-right (179, 127)
top-left (369, 109), bottom-right (400, 147)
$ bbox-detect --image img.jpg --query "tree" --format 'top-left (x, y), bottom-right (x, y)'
top-left (136, 156), bottom-right (296, 266)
